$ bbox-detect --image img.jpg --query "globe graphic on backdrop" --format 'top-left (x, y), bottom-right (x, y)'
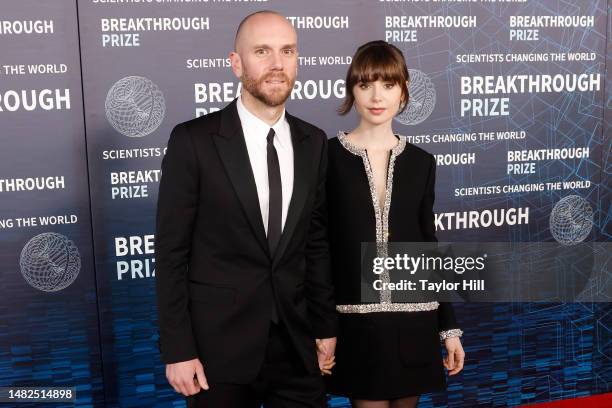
top-left (394, 69), bottom-right (436, 126)
top-left (549, 195), bottom-right (593, 245)
top-left (19, 232), bottom-right (81, 292)
top-left (105, 76), bottom-right (165, 138)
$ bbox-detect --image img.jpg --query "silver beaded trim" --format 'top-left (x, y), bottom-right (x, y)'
top-left (338, 131), bottom-right (407, 305)
top-left (336, 302), bottom-right (440, 313)
top-left (337, 131), bottom-right (406, 160)
top-left (439, 328), bottom-right (464, 340)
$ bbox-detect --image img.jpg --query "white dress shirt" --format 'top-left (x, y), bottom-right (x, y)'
top-left (236, 96), bottom-right (294, 234)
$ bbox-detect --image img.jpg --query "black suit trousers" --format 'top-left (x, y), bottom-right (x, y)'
top-left (187, 321), bottom-right (326, 408)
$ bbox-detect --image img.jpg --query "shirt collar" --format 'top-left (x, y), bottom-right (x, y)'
top-left (236, 95), bottom-right (288, 143)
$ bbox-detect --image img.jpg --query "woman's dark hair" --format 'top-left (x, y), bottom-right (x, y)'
top-left (338, 40), bottom-right (410, 115)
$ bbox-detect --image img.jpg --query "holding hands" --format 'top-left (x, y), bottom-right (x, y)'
top-left (316, 337), bottom-right (337, 375)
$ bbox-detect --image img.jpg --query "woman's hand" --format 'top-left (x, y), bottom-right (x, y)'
top-left (318, 355), bottom-right (336, 375)
top-left (443, 337), bottom-right (465, 375)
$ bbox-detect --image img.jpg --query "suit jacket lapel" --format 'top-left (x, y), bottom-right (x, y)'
top-left (272, 112), bottom-right (310, 267)
top-left (213, 99), bottom-right (269, 256)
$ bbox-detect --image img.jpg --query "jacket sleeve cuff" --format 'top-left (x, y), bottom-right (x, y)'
top-left (313, 317), bottom-right (338, 339)
top-left (439, 328), bottom-right (463, 341)
top-left (158, 335), bottom-right (199, 364)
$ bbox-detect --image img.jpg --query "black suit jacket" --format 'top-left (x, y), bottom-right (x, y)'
top-left (155, 99), bottom-right (337, 384)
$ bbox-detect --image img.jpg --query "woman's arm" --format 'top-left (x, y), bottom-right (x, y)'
top-left (418, 153), bottom-right (464, 340)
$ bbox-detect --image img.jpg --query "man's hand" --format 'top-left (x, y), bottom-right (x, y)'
top-left (315, 337), bottom-right (337, 375)
top-left (443, 337), bottom-right (465, 375)
top-left (166, 358), bottom-right (209, 396)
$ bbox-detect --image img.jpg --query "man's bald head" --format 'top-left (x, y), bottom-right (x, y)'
top-left (234, 10), bottom-right (296, 53)
top-left (229, 10), bottom-right (298, 108)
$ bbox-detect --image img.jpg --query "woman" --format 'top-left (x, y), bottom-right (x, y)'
top-left (324, 41), bottom-right (465, 408)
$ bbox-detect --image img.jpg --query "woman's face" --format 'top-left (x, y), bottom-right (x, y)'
top-left (352, 79), bottom-right (404, 126)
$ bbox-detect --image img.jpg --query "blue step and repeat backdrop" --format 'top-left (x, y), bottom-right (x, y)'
top-left (0, 0), bottom-right (610, 407)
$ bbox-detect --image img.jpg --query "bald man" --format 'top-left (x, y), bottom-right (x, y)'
top-left (155, 10), bottom-right (338, 407)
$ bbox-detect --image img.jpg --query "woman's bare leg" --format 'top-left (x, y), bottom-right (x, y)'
top-left (389, 395), bottom-right (420, 408)
top-left (351, 399), bottom-right (391, 408)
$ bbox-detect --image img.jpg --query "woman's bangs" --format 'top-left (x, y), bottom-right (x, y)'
top-left (353, 52), bottom-right (404, 85)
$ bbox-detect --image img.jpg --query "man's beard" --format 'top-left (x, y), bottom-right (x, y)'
top-left (241, 70), bottom-right (294, 107)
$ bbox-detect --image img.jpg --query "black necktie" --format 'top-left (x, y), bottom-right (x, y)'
top-left (266, 128), bottom-right (281, 324)
top-left (266, 128), bottom-right (282, 256)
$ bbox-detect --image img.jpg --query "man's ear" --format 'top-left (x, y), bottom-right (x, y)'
top-left (229, 51), bottom-right (242, 78)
